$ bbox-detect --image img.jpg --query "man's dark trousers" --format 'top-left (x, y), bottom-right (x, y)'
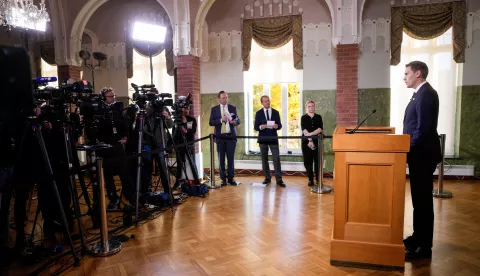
top-left (259, 144), bottom-right (282, 182)
top-left (408, 152), bottom-right (437, 249)
top-left (217, 134), bottom-right (236, 182)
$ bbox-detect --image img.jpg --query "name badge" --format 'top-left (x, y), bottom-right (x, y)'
top-left (113, 127), bottom-right (117, 134)
top-left (187, 122), bottom-right (193, 129)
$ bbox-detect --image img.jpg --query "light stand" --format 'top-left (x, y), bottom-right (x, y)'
top-left (79, 50), bottom-right (107, 92)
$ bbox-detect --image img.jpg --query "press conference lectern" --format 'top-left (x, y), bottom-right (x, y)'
top-left (330, 126), bottom-right (410, 269)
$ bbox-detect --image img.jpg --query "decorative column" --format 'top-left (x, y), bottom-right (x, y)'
top-left (176, 55), bottom-right (200, 154)
top-left (331, 0), bottom-right (361, 126)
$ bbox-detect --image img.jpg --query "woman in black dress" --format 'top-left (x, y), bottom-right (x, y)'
top-left (301, 101), bottom-right (323, 186)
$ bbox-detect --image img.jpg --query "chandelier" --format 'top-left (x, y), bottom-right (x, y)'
top-left (0, 0), bottom-right (50, 31)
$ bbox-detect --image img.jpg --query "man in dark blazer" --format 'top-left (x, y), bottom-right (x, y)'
top-left (402, 61), bottom-right (442, 260)
top-left (254, 95), bottom-right (286, 187)
top-left (209, 91), bottom-right (241, 186)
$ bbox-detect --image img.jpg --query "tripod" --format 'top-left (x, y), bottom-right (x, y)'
top-left (172, 120), bottom-right (201, 187)
top-left (150, 113), bottom-right (174, 208)
top-left (134, 108), bottom-right (146, 224)
top-left (16, 116), bottom-right (80, 265)
top-left (59, 121), bottom-right (87, 253)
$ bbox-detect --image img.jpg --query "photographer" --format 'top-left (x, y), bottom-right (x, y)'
top-left (96, 87), bottom-right (134, 209)
top-left (172, 106), bottom-right (197, 189)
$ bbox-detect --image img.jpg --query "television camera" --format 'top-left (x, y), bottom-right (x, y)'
top-left (131, 83), bottom-right (173, 112)
top-left (171, 93), bottom-right (193, 125)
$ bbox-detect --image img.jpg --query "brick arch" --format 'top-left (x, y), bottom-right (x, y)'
top-left (69, 0), bottom-right (173, 66)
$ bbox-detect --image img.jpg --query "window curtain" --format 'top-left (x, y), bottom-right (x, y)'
top-left (126, 24), bottom-right (174, 78)
top-left (390, 0), bottom-right (466, 65)
top-left (242, 15), bottom-right (303, 71)
top-left (34, 40), bottom-right (55, 77)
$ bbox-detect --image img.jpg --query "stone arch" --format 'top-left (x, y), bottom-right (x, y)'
top-left (69, 0), bottom-right (173, 66)
top-left (359, 0), bottom-right (368, 20)
top-left (47, 0), bottom-right (67, 65)
top-left (193, 0), bottom-right (335, 56)
top-left (82, 28), bottom-right (99, 52)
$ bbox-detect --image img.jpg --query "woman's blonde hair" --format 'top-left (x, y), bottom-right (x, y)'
top-left (305, 100), bottom-right (315, 110)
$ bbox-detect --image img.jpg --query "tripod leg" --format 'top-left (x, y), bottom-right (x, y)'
top-left (135, 114), bottom-right (145, 225)
top-left (28, 203), bottom-right (41, 246)
top-left (73, 151), bottom-right (94, 223)
top-left (155, 153), bottom-right (174, 210)
top-left (34, 128), bottom-right (80, 264)
top-left (63, 127), bottom-right (87, 253)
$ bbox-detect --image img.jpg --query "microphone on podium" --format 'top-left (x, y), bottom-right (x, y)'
top-left (348, 109), bottom-right (376, 134)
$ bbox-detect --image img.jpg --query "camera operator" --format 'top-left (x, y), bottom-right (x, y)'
top-left (96, 87), bottom-right (134, 209)
top-left (137, 104), bottom-right (173, 195)
top-left (172, 106), bottom-right (197, 189)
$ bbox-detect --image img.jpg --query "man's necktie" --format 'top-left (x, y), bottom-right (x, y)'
top-left (266, 109), bottom-right (270, 121)
top-left (221, 105), bottom-right (226, 133)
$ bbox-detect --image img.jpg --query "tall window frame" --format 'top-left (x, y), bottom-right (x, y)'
top-left (244, 39), bottom-right (303, 154)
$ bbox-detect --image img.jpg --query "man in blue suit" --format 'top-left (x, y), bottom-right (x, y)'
top-left (209, 91), bottom-right (241, 186)
top-left (402, 61), bottom-right (442, 260)
top-left (254, 95), bottom-right (286, 187)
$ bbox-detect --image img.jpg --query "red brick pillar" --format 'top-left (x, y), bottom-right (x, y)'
top-left (176, 55), bottom-right (200, 152)
top-left (57, 65), bottom-right (82, 84)
top-left (336, 44), bottom-right (359, 126)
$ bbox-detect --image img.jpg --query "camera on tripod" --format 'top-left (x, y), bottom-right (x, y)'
top-left (33, 77), bottom-right (93, 105)
top-left (171, 93), bottom-right (193, 125)
top-left (131, 83), bottom-right (173, 112)
top-left (33, 77), bottom-right (94, 122)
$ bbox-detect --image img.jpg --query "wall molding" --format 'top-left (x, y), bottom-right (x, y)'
top-left (303, 22), bottom-right (333, 56)
top-left (361, 17), bottom-right (391, 53)
top-left (81, 41), bottom-right (126, 71)
top-left (467, 9), bottom-right (480, 48)
top-left (241, 0), bottom-right (303, 19)
top-left (202, 30), bottom-right (243, 62)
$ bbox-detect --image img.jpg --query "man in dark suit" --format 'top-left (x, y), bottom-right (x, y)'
top-left (254, 96), bottom-right (286, 187)
top-left (402, 61), bottom-right (442, 260)
top-left (209, 91), bottom-right (241, 186)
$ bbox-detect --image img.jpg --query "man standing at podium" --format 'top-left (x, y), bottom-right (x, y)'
top-left (402, 61), bottom-right (442, 260)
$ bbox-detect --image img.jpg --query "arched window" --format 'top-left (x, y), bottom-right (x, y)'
top-left (244, 39), bottom-right (303, 154)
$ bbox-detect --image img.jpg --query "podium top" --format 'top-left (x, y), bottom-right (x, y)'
top-left (333, 126), bottom-right (409, 152)
top-left (334, 126), bottom-right (395, 134)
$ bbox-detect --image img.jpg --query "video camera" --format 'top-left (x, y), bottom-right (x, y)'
top-left (171, 93), bottom-right (193, 125)
top-left (33, 77), bottom-right (94, 123)
top-left (33, 77), bottom-right (93, 106)
top-left (131, 83), bottom-right (173, 111)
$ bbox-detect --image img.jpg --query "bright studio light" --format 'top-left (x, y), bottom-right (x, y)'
top-left (132, 22), bottom-right (166, 43)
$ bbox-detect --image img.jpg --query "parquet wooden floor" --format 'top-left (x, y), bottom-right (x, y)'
top-left (8, 176), bottom-right (480, 275)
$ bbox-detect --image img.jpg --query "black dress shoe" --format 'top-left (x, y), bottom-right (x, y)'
top-left (403, 235), bottom-right (418, 250)
top-left (277, 180), bottom-right (286, 187)
top-left (228, 179), bottom-right (238, 186)
top-left (308, 180), bottom-right (314, 186)
top-left (220, 180), bottom-right (228, 186)
top-left (263, 178), bottom-right (271, 185)
top-left (405, 246), bottom-right (432, 260)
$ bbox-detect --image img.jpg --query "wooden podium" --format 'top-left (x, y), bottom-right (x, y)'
top-left (330, 126), bottom-right (409, 270)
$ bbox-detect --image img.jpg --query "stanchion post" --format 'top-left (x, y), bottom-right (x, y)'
top-left (311, 134), bottom-right (332, 194)
top-left (88, 158), bottom-right (122, 257)
top-left (433, 134), bottom-right (452, 198)
top-left (209, 134), bottom-right (217, 189)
